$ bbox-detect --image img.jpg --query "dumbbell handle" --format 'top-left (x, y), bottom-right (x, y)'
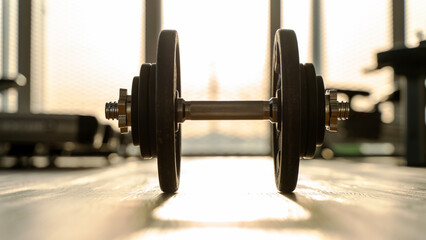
top-left (105, 89), bottom-right (349, 133)
top-left (176, 98), bottom-right (279, 123)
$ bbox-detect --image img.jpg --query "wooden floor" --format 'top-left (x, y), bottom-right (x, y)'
top-left (0, 157), bottom-right (425, 240)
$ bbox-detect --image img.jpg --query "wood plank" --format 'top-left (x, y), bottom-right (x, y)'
top-left (0, 157), bottom-right (424, 240)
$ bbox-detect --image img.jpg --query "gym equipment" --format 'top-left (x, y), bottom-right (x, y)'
top-left (377, 41), bottom-right (426, 167)
top-left (104, 29), bottom-right (350, 193)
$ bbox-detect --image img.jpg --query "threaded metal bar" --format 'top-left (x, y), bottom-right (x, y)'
top-left (337, 101), bottom-right (350, 120)
top-left (105, 102), bottom-right (119, 120)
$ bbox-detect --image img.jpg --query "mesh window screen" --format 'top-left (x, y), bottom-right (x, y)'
top-left (163, 0), bottom-right (270, 155)
top-left (282, 0), bottom-right (312, 64)
top-left (42, 0), bottom-right (143, 120)
top-left (322, 0), bottom-right (393, 109)
top-left (31, 0), bottom-right (46, 113)
top-left (406, 0), bottom-right (426, 47)
top-left (36, 0), bottom-right (414, 156)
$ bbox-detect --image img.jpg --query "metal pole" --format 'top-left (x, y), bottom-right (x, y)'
top-left (392, 0), bottom-right (405, 47)
top-left (393, 0), bottom-right (405, 126)
top-left (18, 0), bottom-right (31, 113)
top-left (391, 0), bottom-right (414, 165)
top-left (145, 0), bottom-right (162, 63)
top-left (405, 73), bottom-right (425, 166)
top-left (2, 0), bottom-right (10, 78)
top-left (2, 0), bottom-right (10, 111)
top-left (312, 0), bottom-right (322, 74)
top-left (269, 0), bottom-right (281, 155)
top-left (270, 0), bottom-right (281, 66)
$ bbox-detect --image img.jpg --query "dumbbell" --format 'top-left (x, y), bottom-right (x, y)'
top-left (105, 29), bottom-right (349, 193)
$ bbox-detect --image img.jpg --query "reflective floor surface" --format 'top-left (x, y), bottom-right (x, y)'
top-left (0, 157), bottom-right (425, 240)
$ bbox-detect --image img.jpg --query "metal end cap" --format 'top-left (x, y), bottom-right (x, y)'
top-left (325, 89), bottom-right (350, 132)
top-left (104, 88), bottom-right (131, 133)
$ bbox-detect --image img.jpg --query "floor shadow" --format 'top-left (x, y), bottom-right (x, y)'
top-left (280, 192), bottom-right (298, 202)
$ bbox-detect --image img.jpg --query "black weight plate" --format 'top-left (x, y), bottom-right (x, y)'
top-left (299, 64), bottom-right (308, 157)
top-left (131, 76), bottom-right (140, 145)
top-left (271, 29), bottom-right (301, 193)
top-left (316, 76), bottom-right (325, 146)
top-left (138, 64), bottom-right (152, 158)
top-left (148, 64), bottom-right (157, 157)
top-left (156, 30), bottom-right (181, 193)
top-left (303, 63), bottom-right (318, 158)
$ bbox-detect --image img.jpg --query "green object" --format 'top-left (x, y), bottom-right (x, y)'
top-left (333, 143), bottom-right (362, 156)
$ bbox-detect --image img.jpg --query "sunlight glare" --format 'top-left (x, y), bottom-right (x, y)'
top-left (153, 158), bottom-right (310, 223)
top-left (127, 228), bottom-right (327, 240)
top-left (153, 192), bottom-right (310, 222)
